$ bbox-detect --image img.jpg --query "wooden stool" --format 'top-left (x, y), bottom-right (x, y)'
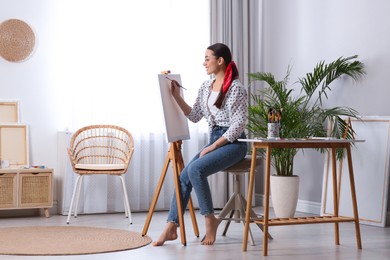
top-left (218, 155), bottom-right (273, 245)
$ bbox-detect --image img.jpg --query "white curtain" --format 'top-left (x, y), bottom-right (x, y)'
top-left (55, 0), bottom-right (265, 214)
top-left (209, 0), bottom-right (264, 204)
top-left (54, 0), bottom-right (211, 214)
top-left (210, 0), bottom-right (263, 94)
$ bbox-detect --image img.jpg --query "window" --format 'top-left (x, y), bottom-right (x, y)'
top-left (53, 0), bottom-right (210, 134)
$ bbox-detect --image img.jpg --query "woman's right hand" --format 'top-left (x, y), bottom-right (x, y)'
top-left (170, 80), bottom-right (181, 97)
top-left (169, 79), bottom-right (192, 115)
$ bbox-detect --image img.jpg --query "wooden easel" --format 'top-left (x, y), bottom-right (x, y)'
top-left (142, 140), bottom-right (199, 246)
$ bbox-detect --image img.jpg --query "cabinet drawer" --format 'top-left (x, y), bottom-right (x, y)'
top-left (18, 172), bottom-right (52, 208)
top-left (0, 173), bottom-right (17, 209)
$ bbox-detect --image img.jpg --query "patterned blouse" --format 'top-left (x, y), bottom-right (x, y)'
top-left (187, 78), bottom-right (248, 142)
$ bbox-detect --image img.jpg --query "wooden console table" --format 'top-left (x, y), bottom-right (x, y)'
top-left (238, 138), bottom-right (363, 256)
top-left (0, 168), bottom-right (53, 217)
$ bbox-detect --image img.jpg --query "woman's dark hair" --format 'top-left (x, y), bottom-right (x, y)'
top-left (207, 43), bottom-right (239, 108)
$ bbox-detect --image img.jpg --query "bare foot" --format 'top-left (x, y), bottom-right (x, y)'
top-left (152, 222), bottom-right (178, 246)
top-left (201, 214), bottom-right (221, 245)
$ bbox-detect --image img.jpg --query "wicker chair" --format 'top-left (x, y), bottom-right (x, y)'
top-left (66, 125), bottom-right (134, 224)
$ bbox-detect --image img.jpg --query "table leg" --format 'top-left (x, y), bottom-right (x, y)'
top-left (242, 149), bottom-right (257, 251)
top-left (346, 145), bottom-right (362, 249)
top-left (331, 147), bottom-right (340, 245)
top-left (262, 146), bottom-right (271, 256)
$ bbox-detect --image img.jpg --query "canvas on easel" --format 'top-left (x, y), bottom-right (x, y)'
top-left (157, 74), bottom-right (190, 143)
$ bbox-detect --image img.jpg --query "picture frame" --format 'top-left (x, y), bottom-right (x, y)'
top-left (0, 101), bottom-right (19, 123)
top-left (321, 116), bottom-right (390, 227)
top-left (0, 124), bottom-right (29, 167)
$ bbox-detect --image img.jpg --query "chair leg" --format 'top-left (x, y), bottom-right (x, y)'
top-left (119, 175), bottom-right (132, 224)
top-left (219, 192), bottom-right (256, 245)
top-left (238, 193), bottom-right (273, 240)
top-left (73, 175), bottom-right (84, 218)
top-left (236, 195), bottom-right (256, 246)
top-left (119, 177), bottom-right (129, 218)
top-left (67, 175), bottom-right (82, 224)
top-left (222, 210), bottom-right (235, 236)
top-left (241, 217), bottom-right (255, 246)
top-left (218, 172), bottom-right (273, 245)
top-left (218, 193), bottom-right (237, 218)
top-left (123, 197), bottom-right (129, 218)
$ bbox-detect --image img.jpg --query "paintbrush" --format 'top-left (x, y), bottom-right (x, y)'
top-left (165, 76), bottom-right (187, 90)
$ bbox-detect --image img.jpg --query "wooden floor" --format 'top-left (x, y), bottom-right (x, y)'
top-left (0, 207), bottom-right (389, 260)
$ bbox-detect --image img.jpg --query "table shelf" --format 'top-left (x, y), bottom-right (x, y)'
top-left (255, 215), bottom-right (355, 226)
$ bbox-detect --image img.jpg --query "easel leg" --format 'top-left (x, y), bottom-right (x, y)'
top-left (142, 153), bottom-right (170, 236)
top-left (142, 141), bottom-right (199, 246)
top-left (174, 143), bottom-right (199, 238)
top-left (188, 198), bottom-right (200, 237)
top-left (171, 146), bottom-right (187, 245)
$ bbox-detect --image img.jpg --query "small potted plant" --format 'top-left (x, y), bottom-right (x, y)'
top-left (247, 55), bottom-right (365, 217)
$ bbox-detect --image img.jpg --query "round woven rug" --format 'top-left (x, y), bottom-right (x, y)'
top-left (0, 226), bottom-right (152, 256)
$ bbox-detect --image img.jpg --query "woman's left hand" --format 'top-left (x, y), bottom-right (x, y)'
top-left (199, 144), bottom-right (216, 157)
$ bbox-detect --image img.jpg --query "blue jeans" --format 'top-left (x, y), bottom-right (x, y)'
top-left (167, 126), bottom-right (248, 224)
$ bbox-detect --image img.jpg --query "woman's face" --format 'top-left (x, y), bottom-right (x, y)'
top-left (203, 49), bottom-right (221, 75)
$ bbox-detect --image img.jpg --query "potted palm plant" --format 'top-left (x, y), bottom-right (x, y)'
top-left (247, 55), bottom-right (365, 217)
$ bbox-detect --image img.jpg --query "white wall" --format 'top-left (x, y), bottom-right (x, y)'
top-left (0, 1), bottom-right (62, 213)
top-left (0, 1), bottom-right (59, 168)
top-left (261, 0), bottom-right (390, 213)
top-left (263, 0), bottom-right (390, 115)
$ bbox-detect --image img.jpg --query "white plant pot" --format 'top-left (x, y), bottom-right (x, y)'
top-left (270, 175), bottom-right (300, 218)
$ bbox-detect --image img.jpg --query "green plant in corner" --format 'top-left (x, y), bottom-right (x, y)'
top-left (247, 55), bottom-right (365, 176)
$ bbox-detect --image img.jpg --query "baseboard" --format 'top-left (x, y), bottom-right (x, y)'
top-left (255, 194), bottom-right (321, 215)
top-left (295, 199), bottom-right (321, 215)
top-left (50, 200), bottom-right (58, 216)
top-left (387, 212), bottom-right (390, 227)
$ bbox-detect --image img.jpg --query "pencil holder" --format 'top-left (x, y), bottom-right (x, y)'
top-left (267, 123), bottom-right (280, 139)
